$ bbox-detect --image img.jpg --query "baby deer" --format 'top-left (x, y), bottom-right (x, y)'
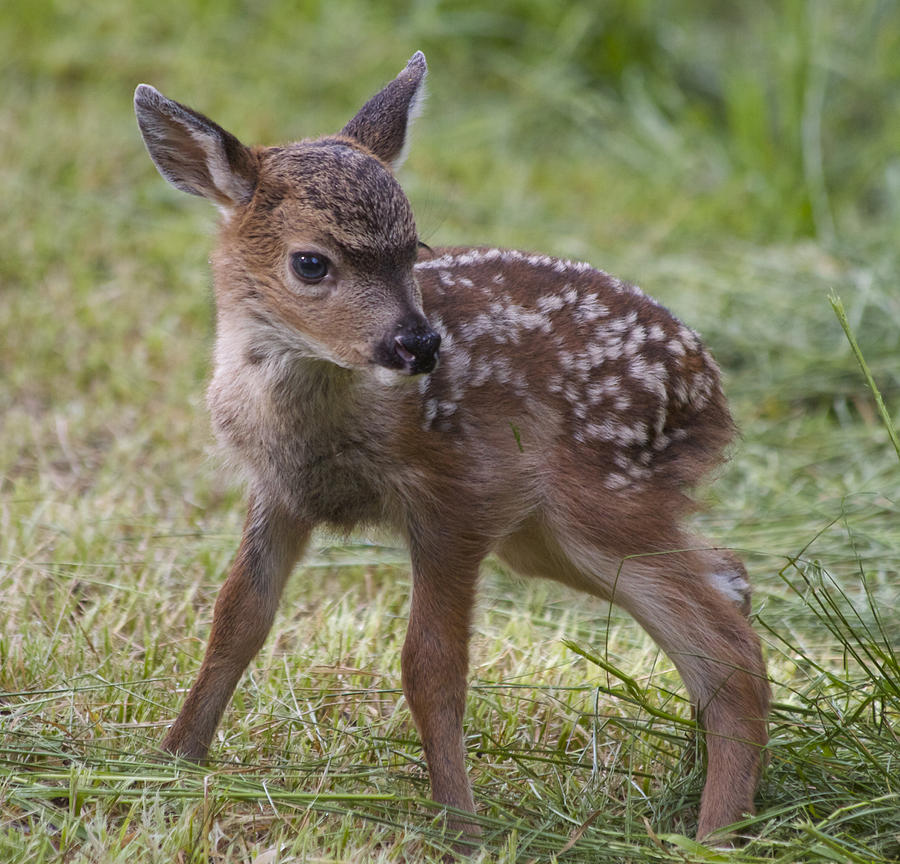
top-left (135, 52), bottom-right (768, 843)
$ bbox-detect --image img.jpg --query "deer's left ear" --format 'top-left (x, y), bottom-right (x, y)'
top-left (341, 51), bottom-right (427, 170)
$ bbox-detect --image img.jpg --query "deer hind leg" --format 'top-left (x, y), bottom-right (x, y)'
top-left (162, 496), bottom-right (310, 761)
top-left (499, 520), bottom-right (768, 840)
top-left (573, 540), bottom-right (768, 839)
top-left (401, 534), bottom-right (484, 839)
top-left (626, 560), bottom-right (768, 840)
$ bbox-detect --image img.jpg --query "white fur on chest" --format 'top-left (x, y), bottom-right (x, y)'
top-left (206, 317), bottom-right (393, 524)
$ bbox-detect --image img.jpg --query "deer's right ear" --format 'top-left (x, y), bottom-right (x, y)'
top-left (134, 85), bottom-right (258, 208)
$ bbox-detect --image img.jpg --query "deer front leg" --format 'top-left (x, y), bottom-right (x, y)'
top-left (401, 541), bottom-right (482, 838)
top-left (162, 496), bottom-right (310, 760)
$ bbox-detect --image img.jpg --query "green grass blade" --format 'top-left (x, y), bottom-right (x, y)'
top-left (829, 292), bottom-right (900, 462)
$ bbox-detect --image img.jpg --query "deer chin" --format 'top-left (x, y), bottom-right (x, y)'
top-left (368, 358), bottom-right (438, 387)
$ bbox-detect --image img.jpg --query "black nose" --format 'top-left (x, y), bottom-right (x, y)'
top-left (394, 326), bottom-right (441, 375)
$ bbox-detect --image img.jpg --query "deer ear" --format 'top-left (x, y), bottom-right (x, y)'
top-left (341, 52), bottom-right (427, 170)
top-left (134, 84), bottom-right (258, 208)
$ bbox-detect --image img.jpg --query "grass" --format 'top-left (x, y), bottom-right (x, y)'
top-left (1, 0), bottom-right (899, 861)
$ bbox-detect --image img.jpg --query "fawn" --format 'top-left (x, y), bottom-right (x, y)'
top-left (134, 52), bottom-right (769, 843)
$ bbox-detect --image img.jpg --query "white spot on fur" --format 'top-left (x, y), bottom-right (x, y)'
top-left (585, 419), bottom-right (616, 441)
top-left (448, 346), bottom-right (471, 376)
top-left (585, 342), bottom-right (606, 366)
top-left (422, 398), bottom-right (439, 430)
top-left (621, 421), bottom-right (649, 445)
top-left (457, 315), bottom-right (494, 342)
top-left (634, 359), bottom-right (668, 401)
top-left (573, 354), bottom-right (592, 379)
top-left (438, 328), bottom-right (454, 353)
top-left (652, 404), bottom-right (668, 437)
top-left (709, 570), bottom-right (750, 608)
top-left (575, 294), bottom-right (609, 324)
top-left (513, 307), bottom-right (551, 332)
top-left (623, 325), bottom-right (646, 356)
top-left (586, 418), bottom-right (648, 445)
top-left (688, 372), bottom-right (714, 409)
top-left (585, 380), bottom-right (608, 404)
top-left (678, 325), bottom-right (700, 350)
top-left (627, 355), bottom-right (649, 384)
top-left (604, 373), bottom-right (621, 390)
top-left (470, 362), bottom-right (492, 388)
top-left (627, 463), bottom-right (652, 480)
top-left (492, 354), bottom-right (512, 385)
top-left (604, 472), bottom-right (630, 490)
top-left (537, 294), bottom-right (565, 314)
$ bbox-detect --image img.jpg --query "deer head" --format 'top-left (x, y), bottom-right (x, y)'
top-left (134, 52), bottom-right (439, 376)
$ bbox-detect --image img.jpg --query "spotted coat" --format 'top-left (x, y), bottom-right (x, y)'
top-left (413, 247), bottom-right (732, 493)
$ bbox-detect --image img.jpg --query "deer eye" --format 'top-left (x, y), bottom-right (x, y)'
top-left (290, 252), bottom-right (329, 283)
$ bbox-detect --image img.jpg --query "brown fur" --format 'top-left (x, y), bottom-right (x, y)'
top-left (135, 52), bottom-right (769, 844)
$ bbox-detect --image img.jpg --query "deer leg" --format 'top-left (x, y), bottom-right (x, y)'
top-left (162, 496), bottom-right (310, 760)
top-left (401, 540), bottom-right (482, 838)
top-left (499, 516), bottom-right (768, 839)
top-left (610, 552), bottom-right (769, 840)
